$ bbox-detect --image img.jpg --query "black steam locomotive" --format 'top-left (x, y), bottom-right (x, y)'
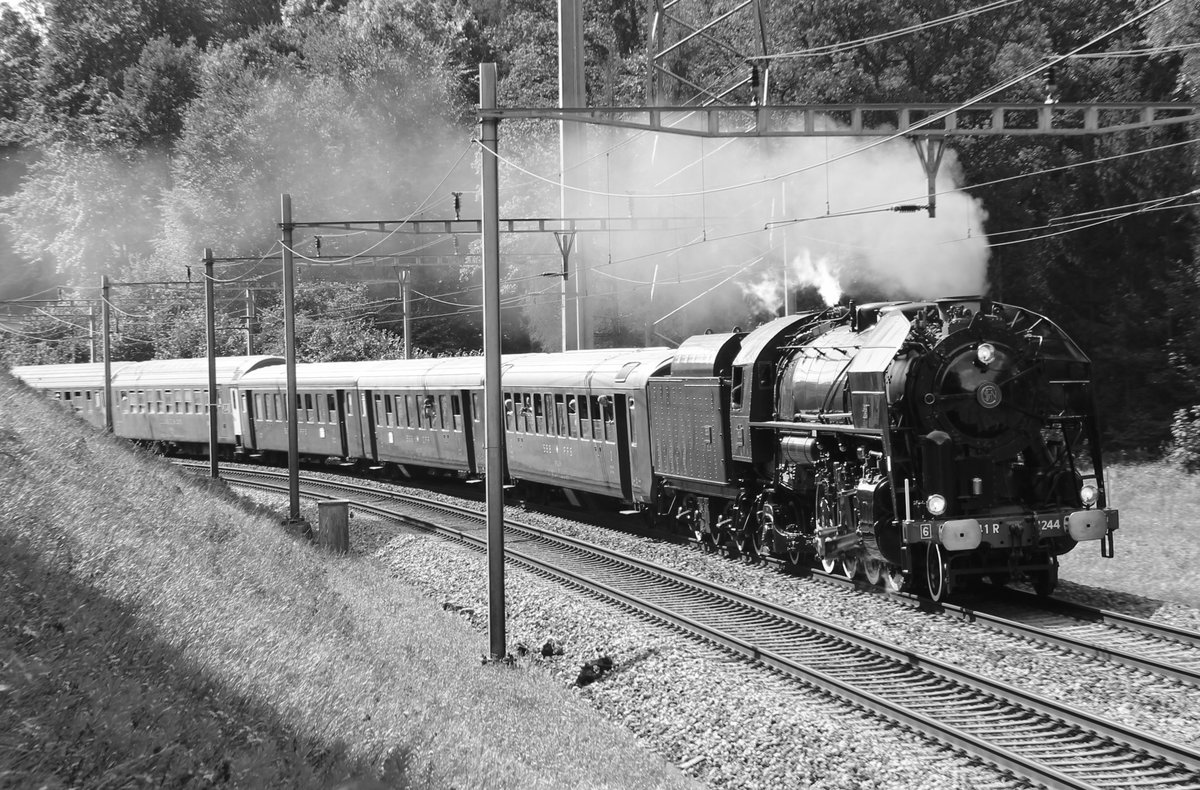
top-left (650, 296), bottom-right (1117, 599)
top-left (12, 296), bottom-right (1118, 600)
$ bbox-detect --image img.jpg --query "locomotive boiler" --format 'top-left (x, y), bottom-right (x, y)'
top-left (650, 296), bottom-right (1118, 600)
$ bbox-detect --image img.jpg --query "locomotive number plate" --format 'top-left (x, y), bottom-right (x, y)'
top-left (1036, 517), bottom-right (1064, 535)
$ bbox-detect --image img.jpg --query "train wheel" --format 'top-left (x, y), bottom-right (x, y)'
top-left (926, 543), bottom-right (949, 602)
top-left (820, 555), bottom-right (841, 574)
top-left (1030, 562), bottom-right (1058, 597)
top-left (678, 495), bottom-right (711, 551)
top-left (842, 552), bottom-right (861, 581)
top-left (713, 501), bottom-right (737, 552)
top-left (882, 564), bottom-right (906, 593)
top-left (863, 558), bottom-right (883, 586)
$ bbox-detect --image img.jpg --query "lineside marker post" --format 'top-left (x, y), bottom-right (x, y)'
top-left (203, 249), bottom-right (219, 479)
top-left (480, 63), bottom-right (507, 661)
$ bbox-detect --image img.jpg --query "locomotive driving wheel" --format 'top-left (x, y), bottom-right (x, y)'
top-left (841, 551), bottom-right (861, 581)
top-left (882, 564), bottom-right (906, 593)
top-left (863, 558), bottom-right (883, 586)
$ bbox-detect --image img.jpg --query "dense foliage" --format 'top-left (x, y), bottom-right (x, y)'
top-left (0, 0), bottom-right (1196, 460)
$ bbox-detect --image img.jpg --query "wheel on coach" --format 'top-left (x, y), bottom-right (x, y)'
top-left (820, 554), bottom-right (841, 574)
top-left (926, 543), bottom-right (950, 602)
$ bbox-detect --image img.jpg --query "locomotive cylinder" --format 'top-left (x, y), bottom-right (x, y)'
top-left (780, 436), bottom-right (821, 466)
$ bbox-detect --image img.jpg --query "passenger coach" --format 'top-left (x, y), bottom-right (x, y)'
top-left (112, 356), bottom-right (283, 453)
top-left (10, 362), bottom-right (136, 429)
top-left (502, 348), bottom-right (673, 506)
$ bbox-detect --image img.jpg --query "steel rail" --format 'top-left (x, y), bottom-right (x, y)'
top-left (809, 567), bottom-right (1200, 687)
top-left (196, 464), bottom-right (1200, 789)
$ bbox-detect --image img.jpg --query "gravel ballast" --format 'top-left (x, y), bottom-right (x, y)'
top-left (268, 473), bottom-right (1200, 790)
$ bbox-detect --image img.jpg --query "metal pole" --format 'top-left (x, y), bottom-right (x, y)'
top-left (400, 266), bottom-right (412, 359)
top-left (553, 232), bottom-right (574, 353)
top-left (88, 303), bottom-right (96, 362)
top-left (559, 0), bottom-right (585, 350)
top-left (244, 288), bottom-right (255, 355)
top-left (281, 194), bottom-right (302, 524)
top-left (204, 249), bottom-right (219, 479)
top-left (781, 181), bottom-right (790, 316)
top-left (101, 275), bottom-right (113, 432)
top-left (480, 63), bottom-right (507, 661)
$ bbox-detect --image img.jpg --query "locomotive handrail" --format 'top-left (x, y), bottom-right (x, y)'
top-left (753, 419), bottom-right (879, 436)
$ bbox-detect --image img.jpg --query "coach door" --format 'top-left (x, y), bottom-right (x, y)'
top-left (242, 391), bottom-right (258, 449)
top-left (457, 389), bottom-right (479, 476)
top-left (361, 389), bottom-right (379, 462)
top-left (614, 394), bottom-right (633, 502)
top-left (335, 389), bottom-right (352, 458)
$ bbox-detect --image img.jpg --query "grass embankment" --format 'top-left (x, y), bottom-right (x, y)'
top-left (1057, 461), bottom-right (1200, 610)
top-left (0, 372), bottom-right (699, 790)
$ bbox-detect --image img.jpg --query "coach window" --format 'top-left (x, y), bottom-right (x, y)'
top-left (577, 395), bottom-right (591, 440)
top-left (473, 393), bottom-right (481, 425)
top-left (317, 394), bottom-right (328, 424)
top-left (439, 395), bottom-right (449, 430)
top-left (504, 395), bottom-right (515, 431)
top-left (426, 395), bottom-right (435, 429)
top-left (384, 393), bottom-right (394, 427)
top-left (601, 396), bottom-right (615, 442)
top-left (545, 393), bottom-right (558, 435)
top-left (566, 395), bottom-right (579, 438)
top-left (451, 395), bottom-right (462, 431)
top-left (328, 394), bottom-right (337, 422)
top-left (731, 367), bottom-right (745, 410)
top-left (254, 393), bottom-right (263, 419)
top-left (373, 394), bottom-right (383, 424)
top-left (555, 394), bottom-right (568, 437)
top-left (533, 394), bottom-right (544, 434)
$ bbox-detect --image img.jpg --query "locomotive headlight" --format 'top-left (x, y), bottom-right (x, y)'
top-left (976, 342), bottom-right (996, 366)
top-left (926, 494), bottom-right (948, 517)
top-left (1080, 483), bottom-right (1099, 508)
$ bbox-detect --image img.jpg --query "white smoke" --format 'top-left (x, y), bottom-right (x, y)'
top-left (576, 122), bottom-right (990, 327)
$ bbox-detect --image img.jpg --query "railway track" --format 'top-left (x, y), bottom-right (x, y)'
top-left (808, 566), bottom-right (1200, 688)
top-left (191, 462), bottom-right (1200, 790)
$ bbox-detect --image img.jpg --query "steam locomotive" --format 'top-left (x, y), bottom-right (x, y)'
top-left (11, 296), bottom-right (1117, 600)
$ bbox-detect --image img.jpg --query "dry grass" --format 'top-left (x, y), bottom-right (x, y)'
top-left (1057, 460), bottom-right (1200, 610)
top-left (0, 372), bottom-right (699, 790)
